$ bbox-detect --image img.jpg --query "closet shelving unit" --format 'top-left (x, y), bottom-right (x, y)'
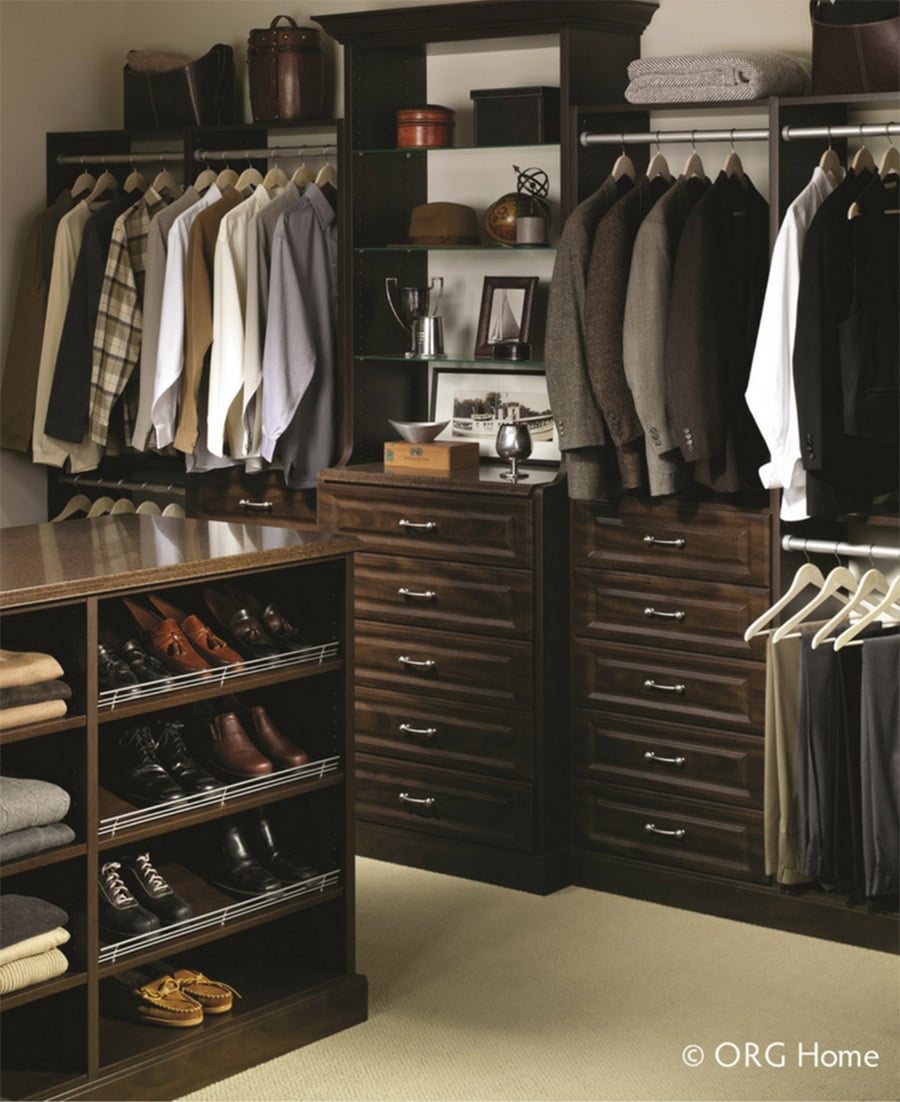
top-left (570, 90), bottom-right (899, 952)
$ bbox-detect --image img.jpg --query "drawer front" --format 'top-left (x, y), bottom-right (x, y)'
top-left (355, 552), bottom-right (533, 638)
top-left (573, 499), bottom-right (771, 586)
top-left (356, 753), bottom-right (534, 851)
top-left (356, 687), bottom-right (533, 778)
top-left (318, 485), bottom-right (532, 567)
top-left (356, 622), bottom-right (533, 710)
top-left (573, 569), bottom-right (767, 659)
top-left (186, 469), bottom-right (317, 527)
top-left (574, 710), bottom-right (764, 807)
top-left (574, 640), bottom-right (765, 732)
top-left (576, 782), bottom-right (765, 882)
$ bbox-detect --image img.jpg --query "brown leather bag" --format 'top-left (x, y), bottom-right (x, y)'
top-left (123, 44), bottom-right (237, 128)
top-left (248, 16), bottom-right (325, 122)
top-left (810, 0), bottom-right (900, 93)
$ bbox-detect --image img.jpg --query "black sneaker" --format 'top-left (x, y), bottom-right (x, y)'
top-left (119, 852), bottom-right (193, 925)
top-left (112, 726), bottom-right (185, 806)
top-left (99, 860), bottom-right (161, 942)
top-left (153, 719), bottom-right (220, 795)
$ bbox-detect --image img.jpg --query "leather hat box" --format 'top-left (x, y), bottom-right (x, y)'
top-left (396, 105), bottom-right (456, 148)
top-left (470, 86), bottom-right (560, 146)
top-left (124, 44), bottom-right (236, 128)
top-left (248, 15), bottom-right (325, 122)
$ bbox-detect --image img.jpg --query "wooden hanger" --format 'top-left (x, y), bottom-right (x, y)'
top-left (135, 500), bottom-right (162, 515)
top-left (292, 160), bottom-right (315, 187)
top-left (611, 135), bottom-right (636, 182)
top-left (681, 132), bottom-right (705, 180)
top-left (851, 136), bottom-right (876, 175)
top-left (87, 495), bottom-right (116, 518)
top-left (645, 132), bottom-right (671, 182)
top-left (722, 131), bottom-right (746, 185)
top-left (811, 565), bottom-right (889, 649)
top-left (152, 163), bottom-right (181, 198)
top-left (771, 563), bottom-right (861, 643)
top-left (110, 497), bottom-right (137, 515)
top-left (161, 502), bottom-right (186, 517)
top-left (878, 138), bottom-right (900, 178)
top-left (50, 493), bottom-right (92, 522)
top-left (235, 160), bottom-right (264, 193)
top-left (743, 560), bottom-right (825, 641)
top-left (833, 576), bottom-right (900, 650)
top-left (818, 127), bottom-right (843, 181)
top-left (123, 165), bottom-right (146, 194)
top-left (263, 165), bottom-right (289, 193)
top-left (216, 166), bottom-right (239, 189)
top-left (315, 156), bottom-right (337, 188)
top-left (70, 167), bottom-right (96, 201)
top-left (193, 166), bottom-right (218, 193)
top-left (84, 169), bottom-right (118, 206)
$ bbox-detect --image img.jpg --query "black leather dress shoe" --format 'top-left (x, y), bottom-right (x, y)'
top-left (98, 644), bottom-right (140, 693)
top-left (247, 808), bottom-right (318, 884)
top-left (119, 852), bottom-right (193, 925)
top-left (113, 726), bottom-right (185, 806)
top-left (202, 589), bottom-right (281, 659)
top-left (122, 638), bottom-right (172, 684)
top-left (153, 719), bottom-right (220, 794)
top-left (99, 860), bottom-right (161, 942)
top-left (212, 822), bottom-right (283, 897)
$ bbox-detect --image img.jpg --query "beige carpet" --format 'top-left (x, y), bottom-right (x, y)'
top-left (182, 857), bottom-right (900, 1102)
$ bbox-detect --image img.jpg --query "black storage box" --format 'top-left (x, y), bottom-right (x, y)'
top-left (470, 86), bottom-right (560, 146)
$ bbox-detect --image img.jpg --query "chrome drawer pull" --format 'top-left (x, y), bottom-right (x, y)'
top-left (399, 791), bottom-right (435, 809)
top-left (398, 519), bottom-right (437, 531)
top-left (643, 678), bottom-right (685, 694)
top-left (398, 587), bottom-right (437, 601)
top-left (400, 723), bottom-right (437, 739)
top-left (398, 655), bottom-right (436, 669)
top-left (644, 750), bottom-right (686, 767)
top-left (643, 606), bottom-right (686, 621)
top-left (644, 822), bottom-right (686, 839)
top-left (643, 535), bottom-right (685, 548)
top-left (239, 498), bottom-right (274, 512)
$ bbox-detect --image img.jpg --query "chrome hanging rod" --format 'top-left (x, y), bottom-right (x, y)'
top-left (59, 473), bottom-right (185, 497)
top-left (782, 121), bottom-right (899, 141)
top-left (193, 144), bottom-right (336, 162)
top-left (580, 126), bottom-right (769, 147)
top-left (55, 151), bottom-right (182, 166)
top-left (781, 536), bottom-right (900, 562)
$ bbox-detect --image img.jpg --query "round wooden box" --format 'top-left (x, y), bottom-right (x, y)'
top-left (396, 105), bottom-right (456, 148)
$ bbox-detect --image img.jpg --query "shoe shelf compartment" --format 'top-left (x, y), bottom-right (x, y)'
top-left (1, 987), bottom-right (88, 1098)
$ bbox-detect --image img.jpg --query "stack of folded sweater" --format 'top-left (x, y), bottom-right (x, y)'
top-left (0, 648), bottom-right (72, 730)
top-left (625, 52), bottom-right (811, 102)
top-left (0, 777), bottom-right (75, 862)
top-left (0, 895), bottom-right (70, 994)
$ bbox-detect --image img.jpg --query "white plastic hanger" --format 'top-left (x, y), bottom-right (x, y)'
top-left (645, 131), bottom-right (672, 183)
top-left (611, 134), bottom-right (636, 182)
top-left (878, 133), bottom-right (900, 178)
top-left (851, 131), bottom-right (876, 175)
top-left (743, 560), bottom-right (825, 641)
top-left (263, 164), bottom-right (289, 194)
top-left (50, 493), bottom-right (92, 522)
top-left (771, 561), bottom-right (862, 643)
top-left (811, 563), bottom-right (889, 649)
top-left (722, 130), bottom-right (746, 185)
top-left (681, 131), bottom-right (705, 180)
top-left (314, 153), bottom-right (337, 189)
top-left (833, 576), bottom-right (900, 650)
top-left (818, 126), bottom-right (843, 183)
top-left (87, 495), bottom-right (116, 518)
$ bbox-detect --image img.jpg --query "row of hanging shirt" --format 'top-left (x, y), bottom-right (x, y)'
top-left (746, 551), bottom-right (900, 900)
top-left (746, 136), bottom-right (900, 521)
top-left (1, 152), bottom-right (338, 490)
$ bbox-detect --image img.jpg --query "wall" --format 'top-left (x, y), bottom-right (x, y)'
top-left (0, 0), bottom-right (812, 528)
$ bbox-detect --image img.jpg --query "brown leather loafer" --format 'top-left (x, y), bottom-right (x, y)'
top-left (147, 595), bottom-right (244, 668)
top-left (173, 968), bottom-right (240, 1013)
top-left (248, 706), bottom-right (309, 768)
top-left (122, 598), bottom-right (211, 676)
top-left (133, 975), bottom-right (203, 1028)
top-left (203, 712), bottom-right (274, 779)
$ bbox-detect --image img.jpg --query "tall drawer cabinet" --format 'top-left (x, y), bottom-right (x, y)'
top-left (318, 464), bottom-right (570, 894)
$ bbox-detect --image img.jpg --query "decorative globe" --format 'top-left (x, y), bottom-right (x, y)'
top-left (484, 192), bottom-right (521, 245)
top-left (484, 165), bottom-right (551, 246)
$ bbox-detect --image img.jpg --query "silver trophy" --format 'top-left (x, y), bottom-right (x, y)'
top-left (495, 421), bottom-right (532, 481)
top-left (385, 276), bottom-right (446, 358)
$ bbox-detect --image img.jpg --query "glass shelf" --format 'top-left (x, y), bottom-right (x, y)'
top-left (355, 354), bottom-right (545, 367)
top-left (354, 142), bottom-right (560, 155)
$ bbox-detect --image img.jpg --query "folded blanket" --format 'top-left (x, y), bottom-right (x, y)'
top-left (0, 649), bottom-right (64, 689)
top-left (0, 822), bottom-right (76, 862)
top-left (0, 947), bottom-right (69, 994)
top-left (0, 925), bottom-right (70, 967)
top-left (625, 52), bottom-right (811, 102)
top-left (0, 680), bottom-right (72, 709)
top-left (0, 777), bottom-right (71, 835)
top-left (0, 699), bottom-right (68, 730)
top-left (0, 895), bottom-right (69, 949)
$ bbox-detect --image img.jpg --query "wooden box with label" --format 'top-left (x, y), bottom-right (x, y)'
top-left (384, 440), bottom-right (479, 473)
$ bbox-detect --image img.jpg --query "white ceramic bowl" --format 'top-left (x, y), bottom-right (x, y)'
top-left (388, 419), bottom-right (449, 443)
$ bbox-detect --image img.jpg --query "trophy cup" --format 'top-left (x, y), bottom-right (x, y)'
top-left (495, 421), bottom-right (532, 481)
top-left (385, 276), bottom-right (446, 358)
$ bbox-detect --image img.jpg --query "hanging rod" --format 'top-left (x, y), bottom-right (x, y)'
top-left (782, 121), bottom-right (899, 142)
top-left (580, 126), bottom-right (769, 147)
top-left (55, 151), bottom-right (183, 166)
top-left (781, 536), bottom-right (900, 562)
top-left (59, 474), bottom-right (185, 498)
top-left (193, 144), bottom-right (337, 162)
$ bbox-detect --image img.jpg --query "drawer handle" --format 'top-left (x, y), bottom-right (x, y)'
top-left (643, 606), bottom-right (686, 621)
top-left (644, 750), bottom-right (686, 767)
top-left (399, 791), bottom-right (436, 809)
top-left (398, 519), bottom-right (437, 531)
top-left (643, 678), bottom-right (685, 694)
top-left (644, 822), bottom-right (686, 839)
top-left (398, 655), bottom-right (436, 669)
top-left (643, 535), bottom-right (685, 548)
top-left (239, 498), bottom-right (274, 512)
top-left (399, 722), bottom-right (437, 739)
top-left (398, 587), bottom-right (437, 601)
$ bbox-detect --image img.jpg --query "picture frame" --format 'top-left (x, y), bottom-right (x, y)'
top-left (474, 276), bottom-right (538, 359)
top-left (430, 366), bottom-right (560, 462)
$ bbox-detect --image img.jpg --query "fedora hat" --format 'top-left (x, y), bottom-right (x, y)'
top-left (392, 201), bottom-right (480, 247)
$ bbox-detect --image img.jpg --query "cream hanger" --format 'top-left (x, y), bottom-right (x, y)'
top-left (110, 497), bottom-right (137, 515)
top-left (87, 495), bottom-right (116, 518)
top-left (771, 562), bottom-right (863, 643)
top-left (851, 132), bottom-right (876, 175)
top-left (645, 132), bottom-right (672, 183)
top-left (743, 560), bottom-right (825, 641)
top-left (70, 163), bottom-right (96, 200)
top-left (216, 166), bottom-right (239, 189)
top-left (314, 154), bottom-right (337, 189)
top-left (235, 157), bottom-right (264, 194)
top-left (263, 164), bottom-right (289, 193)
top-left (135, 500), bottom-right (162, 515)
top-left (152, 162), bottom-right (181, 198)
top-left (681, 131), bottom-right (705, 180)
top-left (611, 135), bottom-right (636, 182)
top-left (722, 130), bottom-right (746, 185)
top-left (811, 564), bottom-right (890, 649)
top-left (123, 163), bottom-right (146, 194)
top-left (50, 493), bottom-right (92, 522)
top-left (818, 126), bottom-right (843, 182)
top-left (161, 502), bottom-right (186, 517)
top-left (833, 576), bottom-right (900, 650)
top-left (292, 161), bottom-right (315, 187)
top-left (193, 166), bottom-right (218, 193)
top-left (878, 135), bottom-right (900, 178)
top-left (84, 169), bottom-right (118, 206)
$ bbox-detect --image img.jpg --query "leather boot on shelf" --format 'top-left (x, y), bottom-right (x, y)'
top-left (122, 597), bottom-right (212, 677)
top-left (99, 861), bottom-right (161, 942)
top-left (119, 852), bottom-right (193, 925)
top-left (202, 713), bottom-right (274, 780)
top-left (111, 725), bottom-right (185, 805)
top-left (212, 821), bottom-right (283, 897)
top-left (247, 807), bottom-right (319, 884)
top-left (172, 969), bottom-right (240, 1014)
top-left (146, 593), bottom-right (244, 668)
top-left (153, 718), bottom-right (220, 794)
top-left (247, 705), bottom-right (309, 768)
top-left (132, 976), bottom-right (204, 1028)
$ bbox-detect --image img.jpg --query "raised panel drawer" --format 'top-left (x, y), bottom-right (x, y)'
top-left (356, 687), bottom-right (533, 778)
top-left (574, 710), bottom-right (764, 807)
top-left (356, 753), bottom-right (534, 851)
top-left (573, 569), bottom-right (768, 658)
top-left (574, 640), bottom-right (765, 732)
top-left (356, 622), bottom-right (533, 710)
top-left (576, 781), bottom-right (765, 882)
top-left (355, 552), bottom-right (533, 638)
top-left (573, 499), bottom-right (771, 586)
top-left (318, 485), bottom-right (532, 566)
top-left (186, 468), bottom-right (317, 527)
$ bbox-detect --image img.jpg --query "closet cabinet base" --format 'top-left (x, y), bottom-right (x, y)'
top-left (55, 974), bottom-right (369, 1102)
top-left (573, 851), bottom-right (899, 955)
top-left (358, 822), bottom-right (572, 896)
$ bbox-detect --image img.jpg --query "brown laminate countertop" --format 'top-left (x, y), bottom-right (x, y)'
top-left (319, 462), bottom-right (561, 496)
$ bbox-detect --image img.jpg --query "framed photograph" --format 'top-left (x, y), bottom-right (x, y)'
top-left (474, 276), bottom-right (537, 359)
top-left (430, 366), bottom-right (559, 462)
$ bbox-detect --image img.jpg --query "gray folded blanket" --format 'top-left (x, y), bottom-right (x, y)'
top-left (0, 776), bottom-right (71, 835)
top-left (625, 52), bottom-right (811, 102)
top-left (0, 895), bottom-right (69, 949)
top-left (0, 822), bottom-right (76, 863)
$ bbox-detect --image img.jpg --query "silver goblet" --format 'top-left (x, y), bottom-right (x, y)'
top-left (495, 422), bottom-right (532, 481)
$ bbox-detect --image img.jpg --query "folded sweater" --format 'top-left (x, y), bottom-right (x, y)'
top-left (0, 925), bottom-right (70, 967)
top-left (0, 776), bottom-right (71, 835)
top-left (0, 946), bottom-right (69, 994)
top-left (0, 895), bottom-right (69, 949)
top-left (625, 52), bottom-right (811, 102)
top-left (0, 699), bottom-right (68, 730)
top-left (0, 822), bottom-right (76, 863)
top-left (0, 680), bottom-right (72, 708)
top-left (0, 649), bottom-right (64, 688)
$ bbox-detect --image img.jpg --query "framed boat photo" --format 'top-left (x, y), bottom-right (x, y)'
top-left (474, 276), bottom-right (537, 359)
top-left (429, 366), bottom-right (560, 462)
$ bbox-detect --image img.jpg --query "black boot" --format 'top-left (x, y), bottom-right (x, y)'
top-left (111, 726), bottom-right (185, 805)
top-left (119, 852), bottom-right (193, 925)
top-left (98, 861), bottom-right (161, 942)
top-left (211, 822), bottom-right (283, 897)
top-left (247, 808), bottom-right (319, 884)
top-left (153, 718), bottom-right (220, 794)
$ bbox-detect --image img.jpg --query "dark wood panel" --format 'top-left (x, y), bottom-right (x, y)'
top-left (355, 552), bottom-right (533, 637)
top-left (574, 710), bottom-right (764, 808)
top-left (574, 640), bottom-right (765, 732)
top-left (572, 568), bottom-right (768, 658)
top-left (355, 686), bottom-right (533, 778)
top-left (186, 468), bottom-right (317, 528)
top-left (576, 781), bottom-right (766, 883)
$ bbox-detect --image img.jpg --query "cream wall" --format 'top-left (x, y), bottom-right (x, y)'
top-left (0, 0), bottom-right (812, 528)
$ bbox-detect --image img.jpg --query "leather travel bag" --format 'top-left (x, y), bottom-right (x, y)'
top-left (123, 44), bottom-right (237, 128)
top-left (248, 16), bottom-right (325, 122)
top-left (810, 0), bottom-right (900, 93)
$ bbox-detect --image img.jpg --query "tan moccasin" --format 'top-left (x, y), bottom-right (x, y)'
top-left (173, 968), bottom-right (240, 1014)
top-left (134, 975), bottom-right (203, 1028)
